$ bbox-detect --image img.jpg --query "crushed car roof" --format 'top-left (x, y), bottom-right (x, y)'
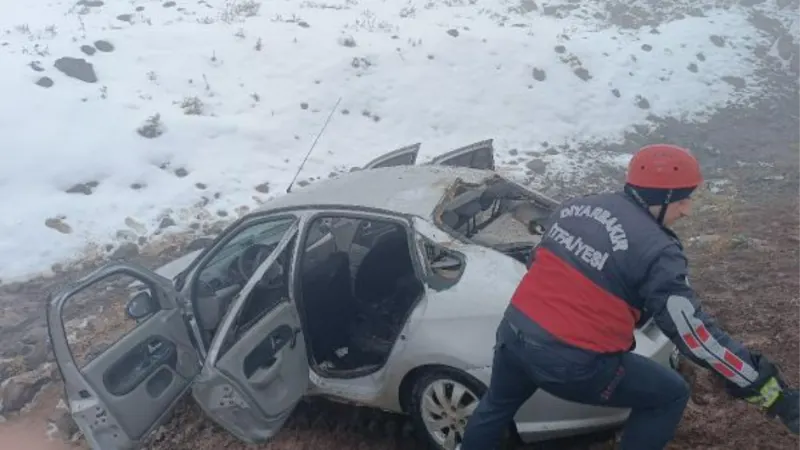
top-left (258, 165), bottom-right (494, 218)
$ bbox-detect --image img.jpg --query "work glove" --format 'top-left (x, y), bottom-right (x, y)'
top-left (766, 387), bottom-right (799, 435)
top-left (722, 352), bottom-right (799, 435)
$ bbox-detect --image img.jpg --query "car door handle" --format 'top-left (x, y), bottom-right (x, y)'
top-left (248, 353), bottom-right (283, 390)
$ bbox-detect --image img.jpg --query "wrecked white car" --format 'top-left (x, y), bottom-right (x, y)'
top-left (47, 140), bottom-right (680, 450)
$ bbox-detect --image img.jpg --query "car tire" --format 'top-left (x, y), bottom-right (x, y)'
top-left (408, 368), bottom-right (517, 450)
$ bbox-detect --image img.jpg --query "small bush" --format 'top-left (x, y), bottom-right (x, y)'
top-left (137, 113), bottom-right (165, 138)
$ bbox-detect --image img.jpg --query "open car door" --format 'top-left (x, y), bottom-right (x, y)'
top-left (47, 263), bottom-right (201, 450)
top-left (429, 138), bottom-right (495, 170)
top-left (362, 142), bottom-right (421, 169)
top-left (191, 223), bottom-right (309, 443)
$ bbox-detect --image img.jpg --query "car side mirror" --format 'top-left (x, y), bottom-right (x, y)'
top-left (126, 291), bottom-right (157, 320)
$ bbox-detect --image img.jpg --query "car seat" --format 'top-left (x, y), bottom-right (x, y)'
top-left (300, 251), bottom-right (357, 361)
top-left (353, 228), bottom-right (413, 302)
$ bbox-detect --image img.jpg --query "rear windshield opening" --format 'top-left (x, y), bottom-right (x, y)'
top-left (434, 176), bottom-right (556, 252)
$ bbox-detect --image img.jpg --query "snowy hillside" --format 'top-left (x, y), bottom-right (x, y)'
top-left (0, 0), bottom-right (793, 281)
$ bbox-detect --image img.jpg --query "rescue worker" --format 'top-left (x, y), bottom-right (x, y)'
top-left (458, 144), bottom-right (799, 450)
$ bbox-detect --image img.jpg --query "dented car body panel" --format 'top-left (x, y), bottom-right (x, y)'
top-left (47, 140), bottom-right (679, 449)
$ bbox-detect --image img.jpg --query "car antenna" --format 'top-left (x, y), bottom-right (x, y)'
top-left (286, 96), bottom-right (343, 194)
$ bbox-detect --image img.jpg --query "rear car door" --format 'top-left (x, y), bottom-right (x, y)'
top-left (429, 138), bottom-right (495, 170)
top-left (191, 222), bottom-right (309, 443)
top-left (363, 142), bottom-right (421, 169)
top-left (47, 263), bottom-right (200, 450)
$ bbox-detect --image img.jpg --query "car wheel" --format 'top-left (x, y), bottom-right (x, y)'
top-left (408, 368), bottom-right (515, 450)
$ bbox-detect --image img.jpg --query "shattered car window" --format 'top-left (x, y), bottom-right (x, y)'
top-left (435, 176), bottom-right (556, 265)
top-left (198, 218), bottom-right (295, 287)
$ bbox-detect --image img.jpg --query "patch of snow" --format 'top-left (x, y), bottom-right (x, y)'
top-left (64, 315), bottom-right (96, 343)
top-left (706, 178), bottom-right (732, 194)
top-left (45, 422), bottom-right (59, 440)
top-left (0, 0), bottom-right (790, 281)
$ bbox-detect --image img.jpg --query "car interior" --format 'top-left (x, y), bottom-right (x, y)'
top-left (190, 218), bottom-right (297, 347)
top-left (297, 215), bottom-right (425, 375)
top-left (184, 213), bottom-right (425, 376)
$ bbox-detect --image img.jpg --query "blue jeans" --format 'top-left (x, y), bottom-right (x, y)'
top-left (459, 318), bottom-right (690, 450)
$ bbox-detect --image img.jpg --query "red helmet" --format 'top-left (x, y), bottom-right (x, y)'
top-left (626, 144), bottom-right (703, 189)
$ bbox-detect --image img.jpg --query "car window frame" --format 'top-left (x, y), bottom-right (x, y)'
top-left (294, 207), bottom-right (424, 291)
top-left (184, 212), bottom-right (300, 351)
top-left (215, 230), bottom-right (300, 359)
top-left (414, 234), bottom-right (467, 291)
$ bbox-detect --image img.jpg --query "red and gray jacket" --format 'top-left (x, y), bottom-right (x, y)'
top-left (506, 191), bottom-right (765, 390)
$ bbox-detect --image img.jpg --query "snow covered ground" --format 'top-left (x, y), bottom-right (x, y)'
top-left (0, 0), bottom-right (795, 282)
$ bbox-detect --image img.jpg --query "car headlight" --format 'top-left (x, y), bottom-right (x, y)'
top-left (669, 347), bottom-right (681, 370)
